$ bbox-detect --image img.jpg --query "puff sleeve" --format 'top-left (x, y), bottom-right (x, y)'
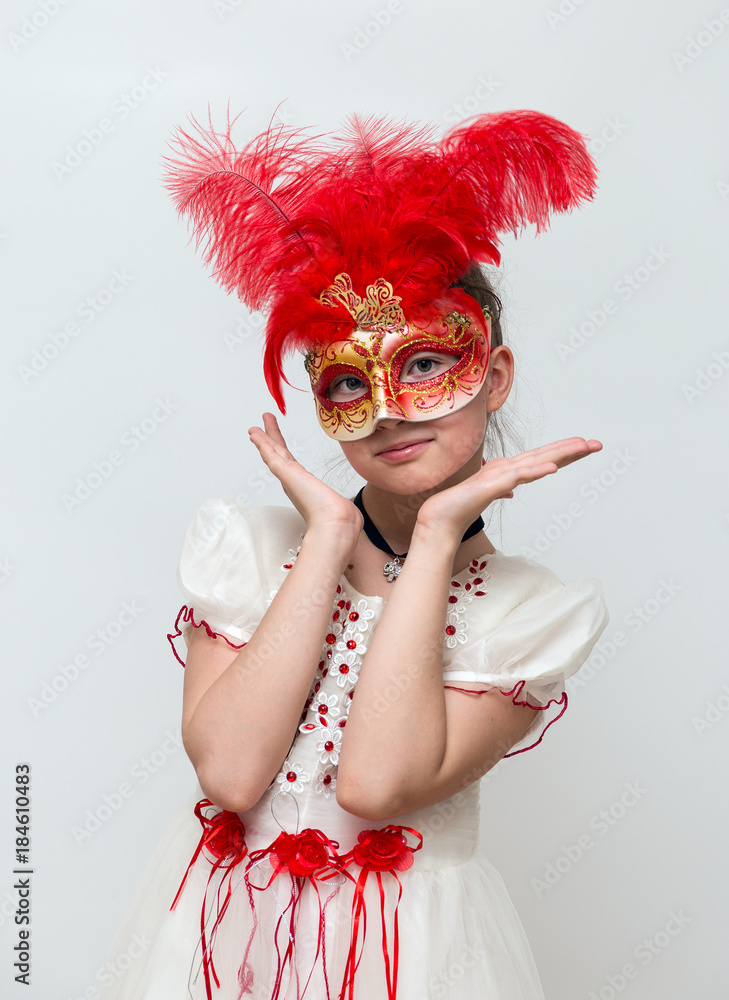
top-left (443, 576), bottom-right (608, 756)
top-left (167, 497), bottom-right (273, 664)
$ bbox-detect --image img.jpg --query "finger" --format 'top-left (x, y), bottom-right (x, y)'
top-left (479, 462), bottom-right (557, 500)
top-left (262, 412), bottom-right (290, 451)
top-left (512, 461), bottom-right (559, 484)
top-left (551, 439), bottom-right (603, 469)
top-left (248, 425), bottom-right (274, 451)
top-left (248, 423), bottom-right (287, 466)
top-left (513, 438), bottom-right (601, 469)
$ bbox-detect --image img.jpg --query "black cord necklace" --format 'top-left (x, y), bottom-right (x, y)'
top-left (353, 487), bottom-right (485, 582)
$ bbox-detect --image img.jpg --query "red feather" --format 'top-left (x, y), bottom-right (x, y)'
top-left (164, 109), bottom-right (597, 412)
top-left (162, 110), bottom-right (332, 310)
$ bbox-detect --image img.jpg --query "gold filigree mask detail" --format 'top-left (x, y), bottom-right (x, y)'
top-left (306, 276), bottom-right (492, 440)
top-left (318, 273), bottom-right (406, 331)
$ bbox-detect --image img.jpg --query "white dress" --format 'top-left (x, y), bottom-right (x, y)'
top-left (100, 497), bottom-right (608, 1000)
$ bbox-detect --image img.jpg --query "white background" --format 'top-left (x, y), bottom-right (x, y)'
top-left (1, 0), bottom-right (727, 997)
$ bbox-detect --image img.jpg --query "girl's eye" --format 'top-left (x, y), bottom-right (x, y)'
top-left (400, 353), bottom-right (460, 383)
top-left (326, 374), bottom-right (368, 402)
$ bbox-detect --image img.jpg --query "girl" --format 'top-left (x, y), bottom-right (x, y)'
top-left (102, 110), bottom-right (608, 999)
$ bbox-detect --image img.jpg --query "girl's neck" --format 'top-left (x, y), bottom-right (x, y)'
top-left (359, 449), bottom-right (485, 554)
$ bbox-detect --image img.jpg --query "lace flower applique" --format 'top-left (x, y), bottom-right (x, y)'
top-left (314, 765), bottom-right (337, 799)
top-left (315, 728), bottom-right (342, 765)
top-left (342, 598), bottom-right (376, 633)
top-left (444, 558), bottom-right (491, 647)
top-left (289, 584), bottom-right (376, 792)
top-left (275, 760), bottom-right (310, 795)
top-left (281, 541), bottom-right (302, 572)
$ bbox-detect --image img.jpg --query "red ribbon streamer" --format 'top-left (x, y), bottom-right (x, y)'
top-left (245, 828), bottom-right (349, 1000)
top-left (171, 799), bottom-right (248, 999)
top-left (337, 825), bottom-right (423, 1000)
top-left (172, 802), bottom-right (423, 1000)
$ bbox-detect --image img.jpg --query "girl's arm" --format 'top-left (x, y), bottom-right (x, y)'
top-left (181, 415), bottom-right (362, 813)
top-left (336, 438), bottom-right (601, 820)
top-left (335, 521), bottom-right (534, 820)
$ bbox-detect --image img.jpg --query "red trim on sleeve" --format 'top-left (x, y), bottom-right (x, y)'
top-left (166, 605), bottom-right (247, 667)
top-left (443, 681), bottom-right (568, 757)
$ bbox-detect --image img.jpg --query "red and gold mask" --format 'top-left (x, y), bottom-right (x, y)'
top-left (304, 274), bottom-right (491, 440)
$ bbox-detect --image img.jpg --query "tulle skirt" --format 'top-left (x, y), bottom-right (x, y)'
top-left (98, 789), bottom-right (545, 1000)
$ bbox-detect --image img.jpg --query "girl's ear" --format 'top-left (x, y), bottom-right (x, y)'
top-left (486, 345), bottom-right (514, 414)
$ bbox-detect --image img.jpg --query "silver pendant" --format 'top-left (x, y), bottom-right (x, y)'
top-left (383, 556), bottom-right (403, 582)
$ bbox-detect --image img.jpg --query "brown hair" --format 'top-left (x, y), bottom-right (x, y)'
top-left (451, 263), bottom-right (513, 461)
top-left (451, 263), bottom-right (503, 349)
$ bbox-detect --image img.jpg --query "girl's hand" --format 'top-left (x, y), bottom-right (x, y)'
top-left (416, 437), bottom-right (603, 541)
top-left (248, 413), bottom-right (363, 541)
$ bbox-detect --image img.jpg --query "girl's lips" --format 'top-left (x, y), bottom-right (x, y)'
top-left (376, 439), bottom-right (433, 461)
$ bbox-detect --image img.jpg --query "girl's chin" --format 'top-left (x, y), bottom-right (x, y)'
top-left (363, 463), bottom-right (461, 496)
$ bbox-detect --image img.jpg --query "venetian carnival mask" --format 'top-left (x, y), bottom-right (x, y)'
top-left (165, 110), bottom-right (597, 426)
top-left (304, 274), bottom-right (491, 440)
